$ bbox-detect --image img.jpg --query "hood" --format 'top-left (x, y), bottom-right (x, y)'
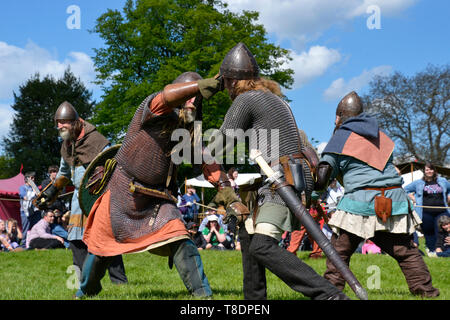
top-left (339, 113), bottom-right (379, 139)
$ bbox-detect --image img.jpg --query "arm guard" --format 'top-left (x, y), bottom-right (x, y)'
top-left (161, 81), bottom-right (200, 109)
top-left (314, 162), bottom-right (333, 191)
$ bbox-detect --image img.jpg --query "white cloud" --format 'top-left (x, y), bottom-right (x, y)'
top-left (224, 0), bottom-right (417, 47)
top-left (316, 141), bottom-right (328, 155)
top-left (0, 40), bottom-right (97, 100)
top-left (284, 46), bottom-right (341, 89)
top-left (0, 104), bottom-right (15, 142)
top-left (323, 65), bottom-right (392, 100)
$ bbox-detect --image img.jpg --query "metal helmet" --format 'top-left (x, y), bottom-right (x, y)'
top-left (54, 101), bottom-right (79, 124)
top-left (172, 71), bottom-right (203, 84)
top-left (336, 91), bottom-right (363, 121)
top-left (220, 42), bottom-right (259, 80)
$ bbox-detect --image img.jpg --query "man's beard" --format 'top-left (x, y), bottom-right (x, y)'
top-left (180, 108), bottom-right (196, 124)
top-left (59, 128), bottom-right (71, 141)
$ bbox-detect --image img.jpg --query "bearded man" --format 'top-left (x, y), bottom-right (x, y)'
top-left (316, 91), bottom-right (440, 297)
top-left (51, 101), bottom-right (128, 285)
top-left (74, 72), bottom-right (223, 298)
top-left (202, 42), bottom-right (347, 300)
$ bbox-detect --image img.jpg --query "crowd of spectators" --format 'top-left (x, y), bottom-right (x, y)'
top-left (3, 164), bottom-right (448, 258)
top-left (1, 165), bottom-right (70, 253)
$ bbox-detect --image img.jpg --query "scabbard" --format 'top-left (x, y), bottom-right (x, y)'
top-left (274, 183), bottom-right (368, 300)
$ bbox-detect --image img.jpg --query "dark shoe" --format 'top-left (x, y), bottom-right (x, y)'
top-left (326, 292), bottom-right (352, 300)
top-left (412, 287), bottom-right (440, 298)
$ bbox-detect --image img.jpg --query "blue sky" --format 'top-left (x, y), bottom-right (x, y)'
top-left (0, 0), bottom-right (449, 153)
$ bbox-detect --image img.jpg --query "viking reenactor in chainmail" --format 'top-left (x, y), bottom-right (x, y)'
top-left (316, 91), bottom-right (440, 297)
top-left (43, 102), bottom-right (128, 285)
top-left (72, 72), bottom-right (226, 298)
top-left (202, 42), bottom-right (347, 300)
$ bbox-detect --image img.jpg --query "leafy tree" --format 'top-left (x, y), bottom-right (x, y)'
top-left (91, 0), bottom-right (294, 141)
top-left (0, 155), bottom-right (17, 179)
top-left (364, 64), bottom-right (449, 166)
top-left (1, 69), bottom-right (95, 182)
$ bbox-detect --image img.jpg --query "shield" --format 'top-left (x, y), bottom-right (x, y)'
top-left (79, 144), bottom-right (121, 216)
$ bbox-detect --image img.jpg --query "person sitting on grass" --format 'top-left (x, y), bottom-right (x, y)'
top-left (51, 210), bottom-right (70, 249)
top-left (27, 210), bottom-right (65, 250)
top-left (6, 218), bottom-right (23, 247)
top-left (0, 219), bottom-right (23, 252)
top-left (202, 215), bottom-right (227, 250)
top-left (427, 215), bottom-right (450, 258)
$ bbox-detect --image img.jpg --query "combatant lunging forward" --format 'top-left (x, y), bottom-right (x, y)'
top-left (74, 72), bottom-right (224, 298)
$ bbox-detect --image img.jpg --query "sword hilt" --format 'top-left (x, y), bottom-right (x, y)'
top-left (250, 149), bottom-right (285, 185)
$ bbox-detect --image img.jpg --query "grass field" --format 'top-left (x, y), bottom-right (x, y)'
top-left (0, 239), bottom-right (448, 300)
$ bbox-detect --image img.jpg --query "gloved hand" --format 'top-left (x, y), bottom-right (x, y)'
top-left (35, 184), bottom-right (58, 210)
top-left (210, 186), bottom-right (250, 224)
top-left (197, 76), bottom-right (223, 100)
top-left (224, 201), bottom-right (250, 224)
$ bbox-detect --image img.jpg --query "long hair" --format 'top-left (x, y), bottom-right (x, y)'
top-left (423, 162), bottom-right (438, 181)
top-left (234, 77), bottom-right (283, 97)
top-left (437, 215), bottom-right (450, 232)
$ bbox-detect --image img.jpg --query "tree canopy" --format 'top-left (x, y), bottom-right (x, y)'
top-left (91, 0), bottom-right (294, 141)
top-left (1, 69), bottom-right (95, 182)
top-left (364, 64), bottom-right (449, 166)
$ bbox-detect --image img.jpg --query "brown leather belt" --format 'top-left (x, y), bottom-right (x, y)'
top-left (364, 186), bottom-right (402, 192)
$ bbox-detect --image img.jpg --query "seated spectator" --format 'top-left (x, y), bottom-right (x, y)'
top-left (27, 210), bottom-right (65, 250)
top-left (202, 215), bottom-right (227, 250)
top-left (6, 218), bottom-right (23, 246)
top-left (0, 219), bottom-right (23, 252)
top-left (199, 211), bottom-right (228, 233)
top-left (186, 221), bottom-right (206, 250)
top-left (181, 186), bottom-right (201, 223)
top-left (361, 240), bottom-right (382, 255)
top-left (428, 215), bottom-right (450, 258)
top-left (51, 210), bottom-right (70, 249)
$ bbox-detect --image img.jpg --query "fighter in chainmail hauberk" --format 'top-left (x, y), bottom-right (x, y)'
top-left (38, 101), bottom-right (128, 285)
top-left (316, 91), bottom-right (440, 297)
top-left (72, 72), bottom-right (225, 298)
top-left (203, 42), bottom-right (348, 300)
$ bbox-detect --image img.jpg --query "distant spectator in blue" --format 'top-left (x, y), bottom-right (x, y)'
top-left (18, 172), bottom-right (41, 246)
top-left (181, 186), bottom-right (201, 222)
top-left (51, 210), bottom-right (70, 249)
top-left (404, 162), bottom-right (450, 252)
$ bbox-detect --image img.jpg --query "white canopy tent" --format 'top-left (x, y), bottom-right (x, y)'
top-left (401, 170), bottom-right (423, 187)
top-left (185, 173), bottom-right (262, 188)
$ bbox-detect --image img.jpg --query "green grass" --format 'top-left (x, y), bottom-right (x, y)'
top-left (0, 241), bottom-right (448, 300)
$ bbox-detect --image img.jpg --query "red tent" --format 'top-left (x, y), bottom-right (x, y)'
top-left (0, 172), bottom-right (25, 229)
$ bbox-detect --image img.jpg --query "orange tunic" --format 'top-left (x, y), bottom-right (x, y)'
top-left (83, 191), bottom-right (189, 256)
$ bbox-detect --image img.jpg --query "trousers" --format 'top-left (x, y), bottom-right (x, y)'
top-left (239, 225), bottom-right (341, 300)
top-left (69, 240), bottom-right (128, 284)
top-left (324, 229), bottom-right (440, 297)
top-left (75, 239), bottom-right (211, 298)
